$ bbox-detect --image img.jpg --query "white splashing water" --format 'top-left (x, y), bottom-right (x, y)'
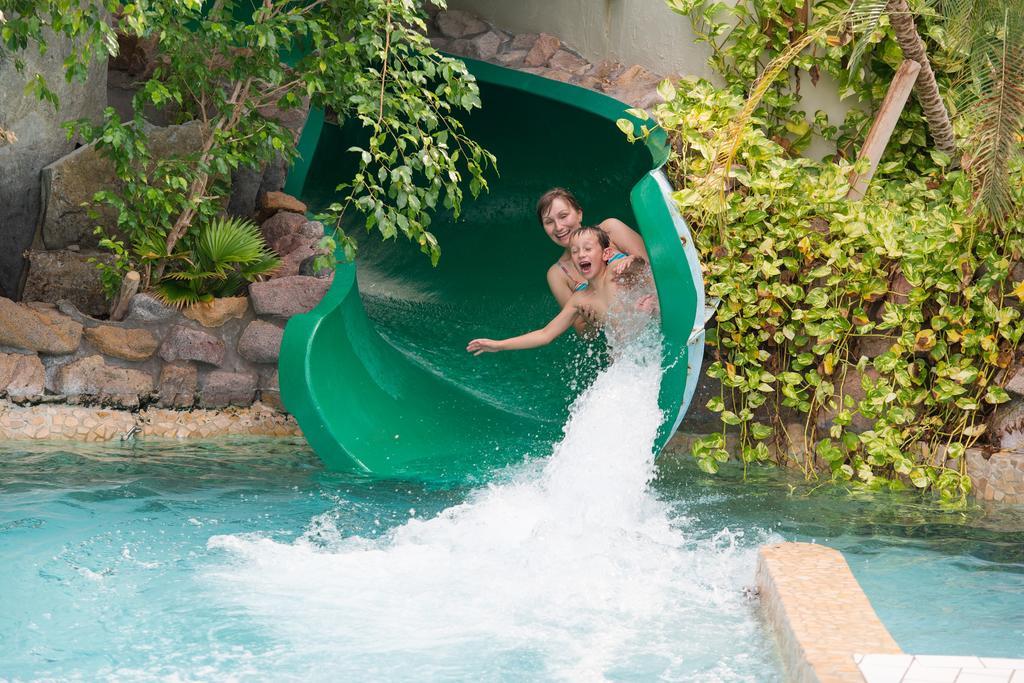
top-left (206, 328), bottom-right (780, 681)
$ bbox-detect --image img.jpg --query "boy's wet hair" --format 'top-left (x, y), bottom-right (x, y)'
top-left (536, 187), bottom-right (583, 224)
top-left (613, 256), bottom-right (651, 287)
top-left (568, 225), bottom-right (610, 249)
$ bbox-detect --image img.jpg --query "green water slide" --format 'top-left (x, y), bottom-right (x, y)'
top-left (278, 58), bottom-right (706, 480)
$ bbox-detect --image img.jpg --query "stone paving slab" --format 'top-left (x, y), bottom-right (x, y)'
top-left (856, 654), bottom-right (1024, 683)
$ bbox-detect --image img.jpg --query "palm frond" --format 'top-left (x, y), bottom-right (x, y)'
top-left (152, 280), bottom-right (208, 308)
top-left (847, 0), bottom-right (891, 77)
top-left (960, 8), bottom-right (1024, 226)
top-left (196, 215), bottom-right (271, 267)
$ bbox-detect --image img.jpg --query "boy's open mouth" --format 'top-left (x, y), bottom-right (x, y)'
top-left (578, 258), bottom-right (593, 275)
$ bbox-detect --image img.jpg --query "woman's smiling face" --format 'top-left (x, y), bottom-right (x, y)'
top-left (541, 197), bottom-right (583, 247)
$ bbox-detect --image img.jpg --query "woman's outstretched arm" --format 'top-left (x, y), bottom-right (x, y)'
top-left (600, 218), bottom-right (649, 261)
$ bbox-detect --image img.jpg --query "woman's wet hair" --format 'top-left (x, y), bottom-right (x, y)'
top-left (536, 187), bottom-right (583, 225)
top-left (568, 225), bottom-right (610, 249)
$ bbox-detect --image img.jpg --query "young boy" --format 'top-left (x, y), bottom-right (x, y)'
top-left (467, 226), bottom-right (657, 355)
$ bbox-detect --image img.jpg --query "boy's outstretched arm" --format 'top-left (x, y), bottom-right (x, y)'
top-left (467, 302), bottom-right (579, 355)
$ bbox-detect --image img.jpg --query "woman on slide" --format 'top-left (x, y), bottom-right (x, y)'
top-left (537, 187), bottom-right (648, 305)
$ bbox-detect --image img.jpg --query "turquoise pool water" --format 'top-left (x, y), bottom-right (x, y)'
top-left (1, 328), bottom-right (1022, 680)
top-left (2, 441), bottom-right (1021, 680)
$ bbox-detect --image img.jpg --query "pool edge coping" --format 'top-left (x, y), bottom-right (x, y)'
top-left (757, 541), bottom-right (902, 683)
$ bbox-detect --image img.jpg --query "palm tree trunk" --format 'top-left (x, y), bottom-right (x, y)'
top-left (885, 0), bottom-right (957, 155)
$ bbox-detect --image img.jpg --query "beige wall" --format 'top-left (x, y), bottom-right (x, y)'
top-left (448, 0), bottom-right (719, 81)
top-left (447, 0), bottom-right (855, 159)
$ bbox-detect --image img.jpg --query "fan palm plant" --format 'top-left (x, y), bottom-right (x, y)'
top-left (153, 216), bottom-right (280, 307)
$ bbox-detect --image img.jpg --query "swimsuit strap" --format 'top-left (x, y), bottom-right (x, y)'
top-left (558, 259), bottom-right (587, 292)
top-left (607, 252), bottom-right (627, 264)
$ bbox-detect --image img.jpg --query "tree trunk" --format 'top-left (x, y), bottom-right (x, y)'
top-left (885, 0), bottom-right (957, 155)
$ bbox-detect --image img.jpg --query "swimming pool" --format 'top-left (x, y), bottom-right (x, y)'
top-left (2, 329), bottom-right (1022, 680)
top-left (1, 424), bottom-right (1020, 677)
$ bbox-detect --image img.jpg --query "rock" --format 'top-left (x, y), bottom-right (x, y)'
top-left (159, 325), bottom-right (226, 365)
top-left (39, 121), bottom-right (205, 250)
top-left (815, 366), bottom-right (880, 434)
top-left (857, 334), bottom-right (898, 359)
top-left (249, 276), bottom-right (331, 318)
top-left (540, 69), bottom-right (574, 83)
top-left (182, 296), bottom-right (249, 328)
top-left (435, 10), bottom-right (487, 39)
top-left (199, 370), bottom-right (257, 408)
top-left (0, 26), bottom-right (106, 300)
top-left (55, 355), bottom-right (154, 408)
top-left (524, 33), bottom-right (561, 67)
top-left (888, 271), bottom-right (913, 306)
top-left (298, 220), bottom-right (325, 241)
top-left (299, 255), bottom-right (331, 278)
top-left (126, 293), bottom-right (177, 323)
top-left (0, 297), bottom-right (83, 355)
top-left (260, 191), bottom-right (307, 216)
top-left (156, 362), bottom-right (197, 408)
top-left (84, 325), bottom-right (159, 361)
top-left (605, 64), bottom-right (664, 109)
top-left (0, 352), bottom-right (45, 400)
top-left (258, 368), bottom-right (284, 411)
top-left (237, 320), bottom-right (284, 364)
top-left (510, 33), bottom-right (538, 51)
top-left (466, 30), bottom-right (505, 61)
top-left (1006, 367), bottom-right (1024, 397)
top-left (495, 49), bottom-right (528, 67)
top-left (587, 59), bottom-right (625, 83)
top-left (548, 50), bottom-right (589, 75)
top-left (276, 240), bottom-right (320, 278)
top-left (990, 398), bottom-right (1024, 450)
top-left (261, 211), bottom-right (308, 254)
top-left (22, 249), bottom-right (115, 318)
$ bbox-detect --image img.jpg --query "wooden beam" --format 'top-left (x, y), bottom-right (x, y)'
top-left (109, 270), bottom-right (140, 321)
top-left (846, 59), bottom-right (922, 201)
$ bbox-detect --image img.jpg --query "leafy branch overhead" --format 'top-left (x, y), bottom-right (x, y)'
top-left (2, 0), bottom-right (495, 296)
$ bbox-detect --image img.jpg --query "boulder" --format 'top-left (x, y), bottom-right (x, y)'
top-left (159, 325), bottom-right (226, 365)
top-left (237, 320), bottom-right (284, 364)
top-left (199, 370), bottom-right (257, 408)
top-left (1006, 367), bottom-right (1024, 397)
top-left (126, 293), bottom-right (177, 323)
top-left (84, 325), bottom-right (160, 361)
top-left (0, 297), bottom-right (83, 355)
top-left (0, 352), bottom-right (45, 400)
top-left (524, 33), bottom-right (561, 67)
top-left (495, 50), bottom-right (528, 67)
top-left (55, 354), bottom-right (154, 408)
top-left (156, 362), bottom-right (197, 408)
top-left (182, 296), bottom-right (249, 328)
top-left (249, 276), bottom-right (331, 318)
top-left (510, 33), bottom-right (539, 51)
top-left (815, 366), bottom-right (880, 434)
top-left (276, 240), bottom-right (320, 278)
top-left (548, 50), bottom-right (589, 76)
top-left (260, 191), bottom-right (307, 216)
top-left (261, 211), bottom-right (308, 254)
top-left (0, 27), bottom-right (106, 299)
top-left (604, 64), bottom-right (665, 109)
top-left (435, 10), bottom-right (487, 39)
top-left (466, 31), bottom-right (505, 61)
top-left (22, 249), bottom-right (115, 318)
top-left (991, 398), bottom-right (1024, 451)
top-left (39, 121), bottom-right (205, 250)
